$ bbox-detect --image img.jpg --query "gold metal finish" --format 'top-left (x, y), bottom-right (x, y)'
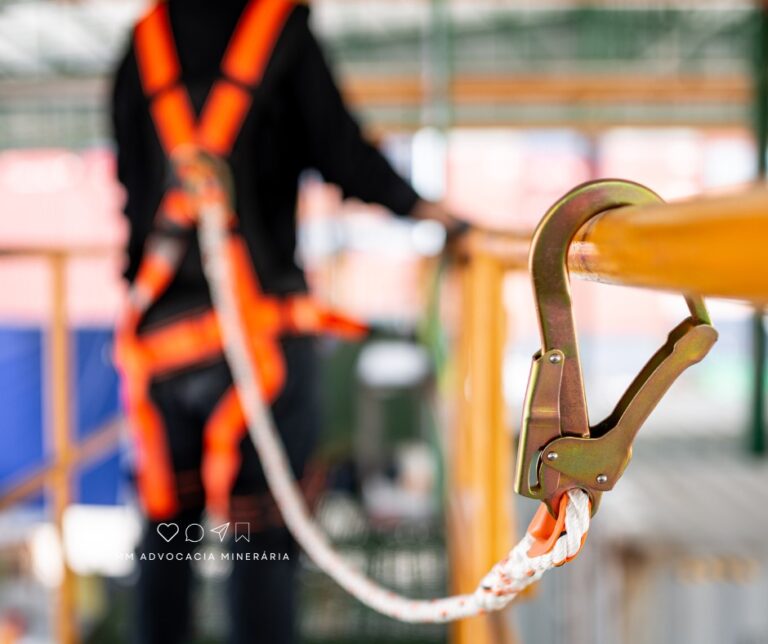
top-left (540, 318), bottom-right (716, 497)
top-left (515, 180), bottom-right (719, 516)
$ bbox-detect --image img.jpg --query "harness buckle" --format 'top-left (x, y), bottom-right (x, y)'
top-left (171, 145), bottom-right (235, 210)
top-left (514, 180), bottom-right (718, 517)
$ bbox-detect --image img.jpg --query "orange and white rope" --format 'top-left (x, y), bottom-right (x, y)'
top-left (196, 188), bottom-right (591, 623)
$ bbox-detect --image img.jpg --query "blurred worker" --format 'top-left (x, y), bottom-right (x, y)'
top-left (111, 0), bottom-right (466, 643)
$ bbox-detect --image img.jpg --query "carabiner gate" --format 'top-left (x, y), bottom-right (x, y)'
top-left (514, 180), bottom-right (718, 517)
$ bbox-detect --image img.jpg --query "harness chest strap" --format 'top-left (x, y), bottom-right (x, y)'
top-left (128, 0), bottom-right (366, 362)
top-left (134, 0), bottom-right (296, 155)
top-left (124, 0), bottom-right (297, 324)
top-left (133, 297), bottom-right (367, 381)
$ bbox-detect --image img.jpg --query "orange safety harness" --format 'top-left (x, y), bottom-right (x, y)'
top-left (115, 0), bottom-right (365, 521)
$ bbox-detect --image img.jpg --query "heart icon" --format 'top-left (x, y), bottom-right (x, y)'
top-left (157, 522), bottom-right (179, 543)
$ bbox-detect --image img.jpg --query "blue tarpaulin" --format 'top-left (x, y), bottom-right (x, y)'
top-left (0, 326), bottom-right (122, 506)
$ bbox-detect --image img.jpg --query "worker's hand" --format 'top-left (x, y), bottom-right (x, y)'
top-left (411, 199), bottom-right (471, 245)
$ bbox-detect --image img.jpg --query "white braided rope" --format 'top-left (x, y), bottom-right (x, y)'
top-left (197, 201), bottom-right (591, 623)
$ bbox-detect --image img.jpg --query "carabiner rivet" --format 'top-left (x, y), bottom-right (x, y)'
top-left (596, 474), bottom-right (608, 485)
top-left (546, 452), bottom-right (559, 462)
top-left (548, 353), bottom-right (562, 364)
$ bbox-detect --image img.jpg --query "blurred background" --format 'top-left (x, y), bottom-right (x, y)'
top-left (1, 1), bottom-right (768, 643)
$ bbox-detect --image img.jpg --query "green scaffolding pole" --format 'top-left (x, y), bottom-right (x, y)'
top-left (750, 0), bottom-right (768, 455)
top-left (426, 0), bottom-right (453, 130)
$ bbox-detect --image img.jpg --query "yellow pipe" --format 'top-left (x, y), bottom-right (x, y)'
top-left (571, 186), bottom-right (768, 302)
top-left (466, 186), bottom-right (768, 303)
top-left (48, 253), bottom-right (77, 644)
top-left (450, 252), bottom-right (516, 644)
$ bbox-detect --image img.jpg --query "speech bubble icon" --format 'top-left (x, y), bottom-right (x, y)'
top-left (185, 523), bottom-right (205, 543)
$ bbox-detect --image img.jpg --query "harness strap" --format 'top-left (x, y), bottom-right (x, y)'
top-left (120, 1), bottom-right (366, 522)
top-left (134, 0), bottom-right (294, 155)
top-left (202, 386), bottom-right (247, 517)
top-left (221, 0), bottom-right (293, 86)
top-left (133, 295), bottom-right (365, 384)
top-left (134, 3), bottom-right (179, 97)
top-left (130, 0), bottom-right (297, 314)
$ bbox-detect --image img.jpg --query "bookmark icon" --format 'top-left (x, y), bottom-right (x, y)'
top-left (235, 522), bottom-right (250, 543)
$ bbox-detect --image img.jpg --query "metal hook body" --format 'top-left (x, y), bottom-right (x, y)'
top-left (515, 180), bottom-right (718, 516)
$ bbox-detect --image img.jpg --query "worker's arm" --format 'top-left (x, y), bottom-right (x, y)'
top-left (111, 45), bottom-right (137, 205)
top-left (111, 41), bottom-right (149, 281)
top-left (287, 7), bottom-right (467, 236)
top-left (410, 199), bottom-right (471, 240)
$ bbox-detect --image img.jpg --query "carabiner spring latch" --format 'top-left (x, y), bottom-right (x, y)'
top-left (514, 179), bottom-right (718, 517)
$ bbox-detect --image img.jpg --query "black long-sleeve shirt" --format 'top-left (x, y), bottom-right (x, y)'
top-left (112, 0), bottom-right (420, 327)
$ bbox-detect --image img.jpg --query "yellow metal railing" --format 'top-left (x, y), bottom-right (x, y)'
top-left (449, 251), bottom-right (518, 644)
top-left (465, 185), bottom-right (768, 301)
top-left (448, 184), bottom-right (768, 644)
top-left (0, 248), bottom-right (120, 644)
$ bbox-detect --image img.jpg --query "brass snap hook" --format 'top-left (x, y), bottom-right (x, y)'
top-left (514, 180), bottom-right (718, 517)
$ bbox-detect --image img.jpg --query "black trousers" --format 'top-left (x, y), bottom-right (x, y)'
top-left (134, 336), bottom-right (318, 644)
